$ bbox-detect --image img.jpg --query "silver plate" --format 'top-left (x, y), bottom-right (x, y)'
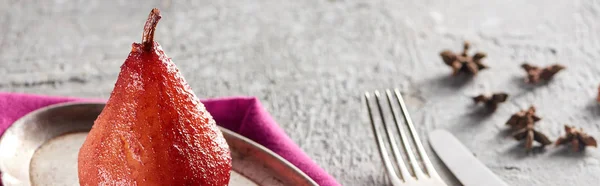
top-left (0, 102), bottom-right (318, 186)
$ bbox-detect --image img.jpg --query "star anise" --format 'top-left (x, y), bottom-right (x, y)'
top-left (506, 106), bottom-right (541, 130)
top-left (473, 92), bottom-right (509, 110)
top-left (597, 84), bottom-right (600, 103)
top-left (556, 125), bottom-right (597, 152)
top-left (440, 41), bottom-right (488, 76)
top-left (521, 63), bottom-right (565, 84)
top-left (512, 123), bottom-right (552, 150)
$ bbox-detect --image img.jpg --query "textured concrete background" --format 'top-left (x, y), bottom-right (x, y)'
top-left (2, 0), bottom-right (600, 185)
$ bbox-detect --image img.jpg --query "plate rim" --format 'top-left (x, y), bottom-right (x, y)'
top-left (0, 101), bottom-right (318, 186)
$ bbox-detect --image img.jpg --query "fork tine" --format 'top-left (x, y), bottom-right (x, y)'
top-left (393, 89), bottom-right (440, 177)
top-left (365, 92), bottom-right (403, 184)
top-left (385, 89), bottom-right (426, 180)
top-left (373, 91), bottom-right (412, 181)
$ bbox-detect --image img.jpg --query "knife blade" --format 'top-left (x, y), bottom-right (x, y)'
top-left (429, 129), bottom-right (509, 186)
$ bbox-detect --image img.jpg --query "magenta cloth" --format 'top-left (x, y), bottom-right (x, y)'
top-left (0, 92), bottom-right (339, 186)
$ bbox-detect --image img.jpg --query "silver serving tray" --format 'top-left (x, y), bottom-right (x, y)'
top-left (0, 102), bottom-right (318, 186)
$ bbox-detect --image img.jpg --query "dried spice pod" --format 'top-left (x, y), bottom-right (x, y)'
top-left (556, 125), bottom-right (597, 152)
top-left (521, 63), bottom-right (565, 84)
top-left (440, 41), bottom-right (488, 76)
top-left (512, 124), bottom-right (552, 150)
top-left (597, 84), bottom-right (600, 103)
top-left (506, 106), bottom-right (540, 130)
top-left (473, 92), bottom-right (509, 110)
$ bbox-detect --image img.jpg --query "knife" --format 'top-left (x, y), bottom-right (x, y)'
top-left (429, 129), bottom-right (509, 186)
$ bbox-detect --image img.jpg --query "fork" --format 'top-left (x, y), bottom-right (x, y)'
top-left (365, 89), bottom-right (447, 186)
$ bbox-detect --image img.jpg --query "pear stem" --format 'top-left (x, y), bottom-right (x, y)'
top-left (142, 8), bottom-right (162, 51)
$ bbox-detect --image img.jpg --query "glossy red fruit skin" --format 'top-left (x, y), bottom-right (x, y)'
top-left (78, 42), bottom-right (231, 186)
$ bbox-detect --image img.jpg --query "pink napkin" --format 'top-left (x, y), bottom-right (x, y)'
top-left (0, 92), bottom-right (340, 186)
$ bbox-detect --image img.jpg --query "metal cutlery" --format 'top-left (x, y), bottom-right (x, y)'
top-left (365, 89), bottom-right (447, 186)
top-left (429, 129), bottom-right (509, 186)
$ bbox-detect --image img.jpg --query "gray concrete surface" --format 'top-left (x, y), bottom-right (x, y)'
top-left (2, 0), bottom-right (600, 185)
